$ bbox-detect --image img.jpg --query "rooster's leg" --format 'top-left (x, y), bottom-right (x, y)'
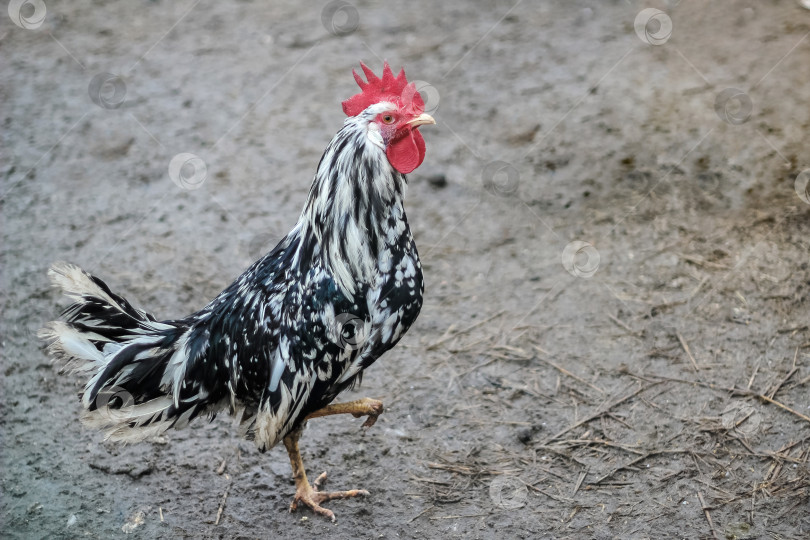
top-left (282, 426), bottom-right (370, 522)
top-left (305, 397), bottom-right (384, 429)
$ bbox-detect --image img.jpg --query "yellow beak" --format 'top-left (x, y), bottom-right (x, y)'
top-left (407, 113), bottom-right (436, 128)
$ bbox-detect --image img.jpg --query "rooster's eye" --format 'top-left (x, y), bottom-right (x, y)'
top-left (382, 115), bottom-right (395, 124)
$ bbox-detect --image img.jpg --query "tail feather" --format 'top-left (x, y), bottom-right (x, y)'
top-left (47, 262), bottom-right (160, 324)
top-left (39, 321), bottom-right (106, 370)
top-left (39, 262), bottom-right (222, 443)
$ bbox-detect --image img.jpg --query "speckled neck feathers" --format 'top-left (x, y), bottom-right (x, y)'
top-left (295, 112), bottom-right (407, 300)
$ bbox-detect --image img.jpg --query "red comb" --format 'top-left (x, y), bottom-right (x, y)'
top-left (342, 61), bottom-right (425, 117)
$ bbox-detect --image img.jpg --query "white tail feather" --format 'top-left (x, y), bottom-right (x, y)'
top-left (47, 262), bottom-right (120, 308)
top-left (38, 321), bottom-right (106, 373)
top-left (81, 395), bottom-right (174, 442)
top-left (41, 261), bottom-right (218, 445)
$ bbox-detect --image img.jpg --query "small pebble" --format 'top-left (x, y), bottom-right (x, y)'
top-left (427, 174), bottom-right (447, 189)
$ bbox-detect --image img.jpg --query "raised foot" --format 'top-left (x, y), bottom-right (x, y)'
top-left (289, 472), bottom-right (369, 522)
top-left (305, 397), bottom-right (384, 431)
top-left (353, 398), bottom-right (384, 430)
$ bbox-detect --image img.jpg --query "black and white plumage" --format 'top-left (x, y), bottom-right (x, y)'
top-left (40, 64), bottom-right (435, 468)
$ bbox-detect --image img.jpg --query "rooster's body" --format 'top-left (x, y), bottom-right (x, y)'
top-left (40, 62), bottom-right (434, 521)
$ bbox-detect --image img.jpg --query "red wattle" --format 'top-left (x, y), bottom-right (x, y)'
top-left (386, 129), bottom-right (426, 174)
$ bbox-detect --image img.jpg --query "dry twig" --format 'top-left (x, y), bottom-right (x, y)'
top-left (541, 383), bottom-right (660, 445)
top-left (640, 374), bottom-right (810, 425)
top-left (533, 346), bottom-right (604, 393)
top-left (215, 479), bottom-right (231, 526)
top-left (676, 332), bottom-right (700, 372)
top-left (698, 491), bottom-right (719, 540)
top-left (427, 310), bottom-right (505, 350)
top-left (607, 314), bottom-right (639, 336)
top-left (766, 347), bottom-right (799, 399)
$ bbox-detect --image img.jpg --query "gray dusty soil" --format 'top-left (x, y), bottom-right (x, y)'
top-left (2, 0), bottom-right (810, 538)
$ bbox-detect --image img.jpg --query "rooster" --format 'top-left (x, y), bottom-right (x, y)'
top-left (39, 62), bottom-right (434, 522)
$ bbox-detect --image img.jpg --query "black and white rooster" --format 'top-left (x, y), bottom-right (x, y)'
top-left (40, 62), bottom-right (434, 521)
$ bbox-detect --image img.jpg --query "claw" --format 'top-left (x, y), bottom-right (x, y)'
top-left (289, 470), bottom-right (369, 522)
top-left (307, 397), bottom-right (384, 432)
top-left (284, 400), bottom-right (381, 521)
top-left (360, 399), bottom-right (383, 430)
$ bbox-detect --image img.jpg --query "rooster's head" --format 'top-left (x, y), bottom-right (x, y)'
top-left (342, 62), bottom-right (435, 174)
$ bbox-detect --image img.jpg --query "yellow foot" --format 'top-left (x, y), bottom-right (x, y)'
top-left (305, 397), bottom-right (384, 431)
top-left (289, 472), bottom-right (369, 522)
top-left (353, 398), bottom-right (384, 430)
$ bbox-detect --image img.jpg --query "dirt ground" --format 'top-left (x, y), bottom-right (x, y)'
top-left (2, 0), bottom-right (810, 538)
